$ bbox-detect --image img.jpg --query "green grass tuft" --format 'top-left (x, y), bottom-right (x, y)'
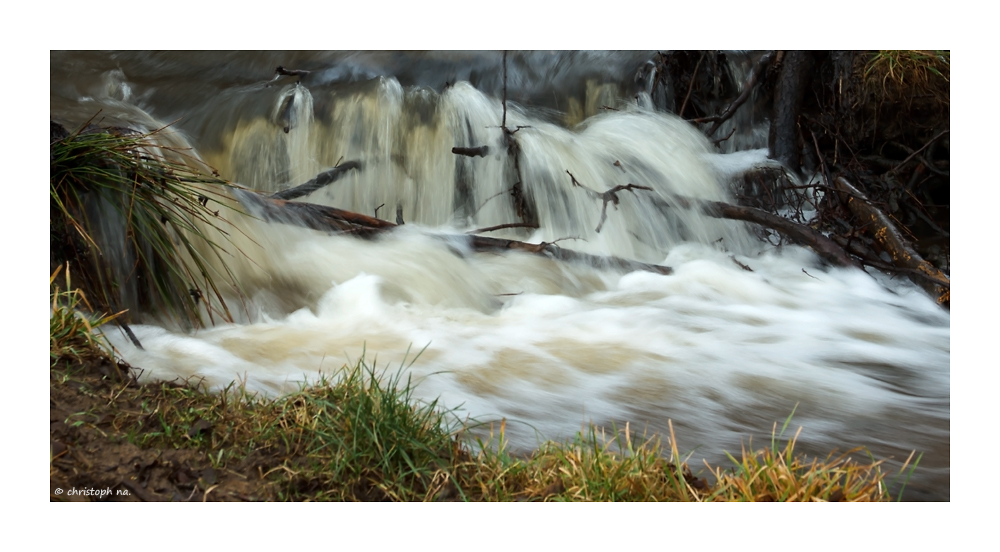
top-left (50, 122), bottom-right (250, 328)
top-left (50, 264), bottom-right (121, 367)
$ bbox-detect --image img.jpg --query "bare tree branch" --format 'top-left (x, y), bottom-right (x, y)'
top-left (270, 161), bottom-right (361, 200)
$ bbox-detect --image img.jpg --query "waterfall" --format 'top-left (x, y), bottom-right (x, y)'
top-left (49, 51), bottom-right (950, 500)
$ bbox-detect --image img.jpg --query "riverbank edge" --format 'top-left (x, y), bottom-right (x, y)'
top-left (49, 349), bottom-right (902, 502)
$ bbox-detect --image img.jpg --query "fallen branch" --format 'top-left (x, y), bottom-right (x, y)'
top-left (653, 194), bottom-right (860, 268)
top-left (270, 161), bottom-right (361, 200)
top-left (833, 176), bottom-right (950, 304)
top-left (831, 234), bottom-right (950, 290)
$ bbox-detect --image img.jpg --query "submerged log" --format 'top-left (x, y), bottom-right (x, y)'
top-left (236, 191), bottom-right (672, 276)
top-left (833, 176), bottom-right (950, 304)
top-left (468, 235), bottom-right (673, 275)
top-left (239, 191), bottom-right (395, 233)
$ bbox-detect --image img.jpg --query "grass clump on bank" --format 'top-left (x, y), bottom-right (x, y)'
top-left (50, 264), bottom-right (121, 368)
top-left (50, 121), bottom-right (247, 328)
top-left (861, 50), bottom-right (950, 107)
top-left (50, 320), bottom-right (908, 502)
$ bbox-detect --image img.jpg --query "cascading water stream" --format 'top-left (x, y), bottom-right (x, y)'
top-left (50, 51), bottom-right (949, 500)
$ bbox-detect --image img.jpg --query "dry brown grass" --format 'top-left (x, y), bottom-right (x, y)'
top-left (861, 50), bottom-right (950, 107)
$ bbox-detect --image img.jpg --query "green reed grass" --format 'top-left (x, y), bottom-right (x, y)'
top-left (50, 123), bottom-right (249, 327)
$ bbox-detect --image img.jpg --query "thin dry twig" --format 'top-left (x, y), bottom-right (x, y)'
top-left (467, 222), bottom-right (539, 235)
top-left (679, 52), bottom-right (706, 119)
top-left (566, 170), bottom-right (653, 232)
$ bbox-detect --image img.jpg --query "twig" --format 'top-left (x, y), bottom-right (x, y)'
top-left (595, 184), bottom-right (654, 232)
top-left (471, 190), bottom-right (506, 216)
top-left (467, 222), bottom-right (539, 235)
top-left (888, 131), bottom-right (950, 176)
top-left (902, 188), bottom-right (949, 237)
top-left (566, 170), bottom-right (653, 232)
top-left (374, 203), bottom-right (385, 218)
top-left (119, 323), bottom-right (144, 350)
top-left (526, 236), bottom-right (584, 253)
top-left (809, 129), bottom-right (833, 213)
top-left (712, 127), bottom-right (737, 147)
top-left (730, 255), bottom-right (753, 272)
top-left (679, 52), bottom-right (705, 119)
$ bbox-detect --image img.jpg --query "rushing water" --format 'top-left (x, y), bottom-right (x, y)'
top-left (50, 51), bottom-right (950, 500)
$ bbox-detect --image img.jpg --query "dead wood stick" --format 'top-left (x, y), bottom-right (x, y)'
top-left (270, 161), bottom-right (361, 200)
top-left (704, 51), bottom-right (775, 137)
top-left (119, 323), bottom-right (144, 350)
top-left (833, 176), bottom-right (950, 304)
top-left (712, 127), bottom-right (737, 147)
top-left (452, 146), bottom-right (490, 158)
top-left (889, 130), bottom-right (949, 176)
top-left (468, 235), bottom-right (672, 275)
top-left (275, 66), bottom-right (311, 77)
top-left (678, 52), bottom-right (706, 119)
top-left (468, 222), bottom-right (539, 234)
